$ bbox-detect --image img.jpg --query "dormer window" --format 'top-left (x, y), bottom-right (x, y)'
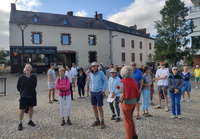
top-left (63, 19), bottom-right (68, 25)
top-left (32, 15), bottom-right (38, 23)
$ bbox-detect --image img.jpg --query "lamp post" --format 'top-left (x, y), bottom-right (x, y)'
top-left (17, 24), bottom-right (28, 72)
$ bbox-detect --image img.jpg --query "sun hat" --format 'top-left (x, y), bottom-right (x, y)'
top-left (196, 65), bottom-right (199, 68)
top-left (90, 62), bottom-right (99, 67)
top-left (110, 68), bottom-right (117, 73)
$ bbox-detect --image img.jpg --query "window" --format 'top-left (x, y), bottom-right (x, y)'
top-left (121, 38), bottom-right (125, 47)
top-left (88, 35), bottom-right (97, 45)
top-left (131, 40), bottom-right (134, 48)
top-left (140, 41), bottom-right (142, 49)
top-left (149, 43), bottom-right (152, 50)
top-left (131, 53), bottom-right (135, 62)
top-left (61, 33), bottom-right (71, 45)
top-left (89, 51), bottom-right (97, 63)
top-left (140, 53), bottom-right (143, 61)
top-left (63, 19), bottom-right (68, 25)
top-left (122, 52), bottom-right (125, 62)
top-left (31, 32), bottom-right (42, 44)
top-left (32, 15), bottom-right (38, 23)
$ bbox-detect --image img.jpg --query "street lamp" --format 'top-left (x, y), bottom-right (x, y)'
top-left (17, 24), bottom-right (28, 72)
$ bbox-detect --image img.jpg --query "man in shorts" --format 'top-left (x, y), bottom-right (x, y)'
top-left (90, 62), bottom-right (107, 129)
top-left (130, 62), bottom-right (144, 120)
top-left (17, 64), bottom-right (37, 131)
top-left (194, 65), bottom-right (200, 89)
top-left (47, 63), bottom-right (58, 103)
top-left (154, 61), bottom-right (169, 112)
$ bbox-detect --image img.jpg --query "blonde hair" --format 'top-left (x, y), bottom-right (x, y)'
top-left (120, 66), bottom-right (133, 78)
top-left (59, 68), bottom-right (65, 72)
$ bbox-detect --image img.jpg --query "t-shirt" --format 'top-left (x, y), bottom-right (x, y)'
top-left (142, 74), bottom-right (152, 90)
top-left (47, 69), bottom-right (56, 82)
top-left (71, 66), bottom-right (78, 76)
top-left (65, 70), bottom-right (73, 83)
top-left (155, 68), bottom-right (169, 86)
top-left (131, 69), bottom-right (143, 88)
top-left (194, 69), bottom-right (200, 77)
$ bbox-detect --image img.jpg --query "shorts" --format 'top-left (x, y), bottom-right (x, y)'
top-left (72, 77), bottom-right (76, 83)
top-left (182, 81), bottom-right (191, 92)
top-left (157, 86), bottom-right (168, 95)
top-left (86, 81), bottom-right (90, 88)
top-left (47, 82), bottom-right (55, 89)
top-left (195, 77), bottom-right (200, 82)
top-left (91, 91), bottom-right (104, 106)
top-left (19, 97), bottom-right (37, 109)
top-left (136, 94), bottom-right (141, 102)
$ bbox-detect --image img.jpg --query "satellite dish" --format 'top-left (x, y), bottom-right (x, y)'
top-left (191, 0), bottom-right (200, 4)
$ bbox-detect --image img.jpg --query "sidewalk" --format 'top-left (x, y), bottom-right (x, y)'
top-left (0, 68), bottom-right (200, 139)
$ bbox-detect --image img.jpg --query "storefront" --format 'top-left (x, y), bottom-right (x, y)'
top-left (10, 46), bottom-right (57, 74)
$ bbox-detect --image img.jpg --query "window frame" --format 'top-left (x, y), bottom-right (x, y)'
top-left (61, 33), bottom-right (71, 45)
top-left (131, 40), bottom-right (134, 48)
top-left (121, 38), bottom-right (125, 48)
top-left (88, 51), bottom-right (97, 63)
top-left (140, 41), bottom-right (142, 49)
top-left (88, 34), bottom-right (97, 46)
top-left (31, 32), bottom-right (42, 44)
top-left (149, 43), bottom-right (152, 50)
top-left (131, 53), bottom-right (135, 62)
top-left (140, 53), bottom-right (143, 61)
top-left (122, 52), bottom-right (125, 62)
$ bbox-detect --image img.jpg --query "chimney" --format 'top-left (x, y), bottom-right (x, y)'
top-left (97, 13), bottom-right (103, 20)
top-left (94, 11), bottom-right (98, 20)
top-left (137, 28), bottom-right (146, 34)
top-left (130, 24), bottom-right (137, 30)
top-left (11, 3), bottom-right (16, 11)
top-left (67, 11), bottom-right (73, 16)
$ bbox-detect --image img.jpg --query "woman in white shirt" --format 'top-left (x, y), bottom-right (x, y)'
top-left (65, 66), bottom-right (74, 100)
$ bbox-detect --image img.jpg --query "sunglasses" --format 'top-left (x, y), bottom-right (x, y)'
top-left (131, 64), bottom-right (136, 66)
top-left (173, 69), bottom-right (178, 70)
top-left (160, 64), bottom-right (165, 66)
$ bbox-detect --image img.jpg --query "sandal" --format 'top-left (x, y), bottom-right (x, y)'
top-left (146, 112), bottom-right (152, 117)
top-left (136, 115), bottom-right (141, 120)
top-left (143, 113), bottom-right (148, 117)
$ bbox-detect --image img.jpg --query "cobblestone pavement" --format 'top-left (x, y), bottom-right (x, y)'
top-left (0, 70), bottom-right (200, 139)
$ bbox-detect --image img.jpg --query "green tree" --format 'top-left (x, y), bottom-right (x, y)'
top-left (154, 0), bottom-right (195, 66)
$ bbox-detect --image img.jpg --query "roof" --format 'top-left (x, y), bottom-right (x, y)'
top-left (9, 10), bottom-right (154, 39)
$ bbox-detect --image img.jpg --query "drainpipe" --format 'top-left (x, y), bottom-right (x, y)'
top-left (109, 30), bottom-right (113, 64)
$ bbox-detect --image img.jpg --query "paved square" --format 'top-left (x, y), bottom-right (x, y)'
top-left (0, 70), bottom-right (200, 139)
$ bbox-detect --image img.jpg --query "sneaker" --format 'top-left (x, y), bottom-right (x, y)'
top-left (91, 121), bottom-right (100, 127)
top-left (171, 115), bottom-right (176, 119)
top-left (150, 102), bottom-right (155, 106)
top-left (195, 86), bottom-right (198, 90)
top-left (187, 100), bottom-right (191, 103)
top-left (49, 100), bottom-right (53, 103)
top-left (155, 105), bottom-right (161, 109)
top-left (28, 120), bottom-right (36, 127)
top-left (18, 124), bottom-right (23, 131)
top-left (115, 117), bottom-right (121, 122)
top-left (67, 119), bottom-right (72, 125)
top-left (53, 99), bottom-right (58, 101)
top-left (111, 114), bottom-right (116, 120)
top-left (61, 119), bottom-right (65, 126)
top-left (178, 116), bottom-right (182, 119)
top-left (181, 99), bottom-right (185, 102)
top-left (78, 97), bottom-right (82, 99)
top-left (100, 122), bottom-right (106, 129)
top-left (86, 94), bottom-right (89, 97)
top-left (165, 108), bottom-right (169, 112)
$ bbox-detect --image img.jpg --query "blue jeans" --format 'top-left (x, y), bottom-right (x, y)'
top-left (170, 92), bottom-right (181, 115)
top-left (142, 89), bottom-right (150, 111)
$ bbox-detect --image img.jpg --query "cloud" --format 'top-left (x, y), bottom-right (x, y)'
top-left (0, 0), bottom-right (41, 50)
top-left (75, 10), bottom-right (88, 17)
top-left (107, 0), bottom-right (193, 35)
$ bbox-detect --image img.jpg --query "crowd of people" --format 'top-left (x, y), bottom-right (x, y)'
top-left (16, 61), bottom-right (200, 139)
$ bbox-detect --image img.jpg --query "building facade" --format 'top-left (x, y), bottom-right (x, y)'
top-left (189, 0), bottom-right (200, 66)
top-left (9, 3), bottom-right (155, 73)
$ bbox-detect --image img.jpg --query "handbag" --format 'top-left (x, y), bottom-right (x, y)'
top-left (172, 75), bottom-right (182, 94)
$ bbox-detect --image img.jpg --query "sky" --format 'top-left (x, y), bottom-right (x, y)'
top-left (0, 0), bottom-right (193, 50)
